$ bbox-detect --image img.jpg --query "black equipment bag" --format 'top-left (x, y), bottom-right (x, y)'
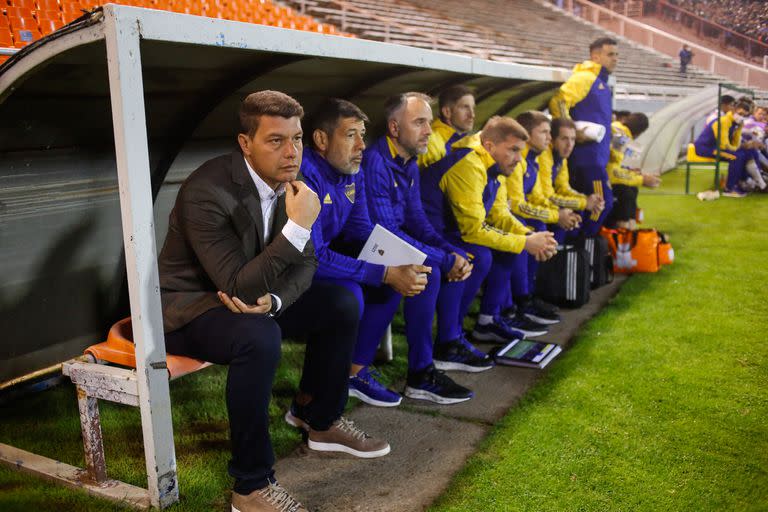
top-left (576, 236), bottom-right (614, 289)
top-left (535, 245), bottom-right (591, 308)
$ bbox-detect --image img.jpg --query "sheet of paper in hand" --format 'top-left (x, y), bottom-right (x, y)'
top-left (358, 224), bottom-right (427, 266)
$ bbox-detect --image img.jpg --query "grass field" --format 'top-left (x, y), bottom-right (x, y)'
top-left (430, 169), bottom-right (768, 511)
top-left (1, 169), bottom-right (766, 511)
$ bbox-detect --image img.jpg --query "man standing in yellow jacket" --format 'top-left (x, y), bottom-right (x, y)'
top-left (549, 37), bottom-right (618, 236)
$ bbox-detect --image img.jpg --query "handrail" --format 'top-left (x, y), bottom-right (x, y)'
top-left (549, 0), bottom-right (768, 89)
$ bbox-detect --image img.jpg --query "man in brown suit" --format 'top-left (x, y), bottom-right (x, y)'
top-left (159, 90), bottom-right (389, 512)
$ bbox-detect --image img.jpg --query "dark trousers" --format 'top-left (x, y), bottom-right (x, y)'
top-left (165, 281), bottom-right (359, 494)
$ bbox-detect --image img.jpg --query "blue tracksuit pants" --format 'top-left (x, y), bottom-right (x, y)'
top-left (569, 163), bottom-right (613, 237)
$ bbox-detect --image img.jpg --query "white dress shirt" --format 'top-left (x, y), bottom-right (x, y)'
top-left (244, 157), bottom-right (311, 312)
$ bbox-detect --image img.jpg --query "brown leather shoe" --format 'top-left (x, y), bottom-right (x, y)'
top-left (307, 417), bottom-right (391, 458)
top-left (231, 482), bottom-right (308, 512)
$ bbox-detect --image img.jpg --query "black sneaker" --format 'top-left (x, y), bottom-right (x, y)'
top-left (404, 364), bottom-right (473, 404)
top-left (433, 335), bottom-right (494, 373)
top-left (501, 314), bottom-right (548, 338)
top-left (521, 298), bottom-right (561, 325)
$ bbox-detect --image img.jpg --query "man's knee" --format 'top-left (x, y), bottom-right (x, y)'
top-left (231, 318), bottom-right (282, 365)
top-left (325, 284), bottom-right (362, 327)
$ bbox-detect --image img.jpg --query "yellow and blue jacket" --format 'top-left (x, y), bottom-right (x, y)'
top-left (506, 146), bottom-right (560, 224)
top-left (549, 60), bottom-right (613, 170)
top-left (537, 146), bottom-right (588, 211)
top-left (693, 110), bottom-right (743, 158)
top-left (419, 133), bottom-right (530, 254)
top-left (418, 118), bottom-right (467, 169)
top-left (607, 121), bottom-right (643, 187)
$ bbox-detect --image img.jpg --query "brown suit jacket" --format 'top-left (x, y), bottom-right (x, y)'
top-left (158, 151), bottom-right (317, 332)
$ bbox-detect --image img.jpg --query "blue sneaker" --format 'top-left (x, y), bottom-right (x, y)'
top-left (471, 316), bottom-right (525, 343)
top-left (348, 367), bottom-right (402, 407)
top-left (433, 335), bottom-right (494, 373)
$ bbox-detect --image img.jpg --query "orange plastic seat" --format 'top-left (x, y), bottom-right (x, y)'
top-left (38, 17), bottom-right (63, 34)
top-left (37, 0), bottom-right (62, 11)
top-left (0, 28), bottom-right (13, 46)
top-left (85, 317), bottom-right (211, 379)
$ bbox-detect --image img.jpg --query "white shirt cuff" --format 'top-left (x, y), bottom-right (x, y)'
top-left (282, 219), bottom-right (311, 253)
top-left (269, 293), bottom-right (282, 313)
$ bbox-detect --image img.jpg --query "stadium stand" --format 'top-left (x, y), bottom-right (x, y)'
top-left (284, 0), bottom-right (722, 90)
top-left (0, 0), bottom-right (348, 64)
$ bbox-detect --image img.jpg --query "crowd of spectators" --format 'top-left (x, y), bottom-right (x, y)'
top-left (663, 0), bottom-right (768, 43)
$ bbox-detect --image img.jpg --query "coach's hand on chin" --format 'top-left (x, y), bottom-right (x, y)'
top-left (286, 180), bottom-right (321, 229)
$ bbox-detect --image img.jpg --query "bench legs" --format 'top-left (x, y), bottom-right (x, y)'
top-left (76, 386), bottom-right (108, 484)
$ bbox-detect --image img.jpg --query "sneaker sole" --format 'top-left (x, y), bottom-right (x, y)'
top-left (307, 439), bottom-right (391, 458)
top-left (523, 312), bottom-right (560, 325)
top-left (284, 410), bottom-right (309, 431)
top-left (348, 388), bottom-right (402, 407)
top-left (433, 360), bottom-right (494, 373)
top-left (516, 328), bottom-right (548, 338)
top-left (403, 387), bottom-right (473, 404)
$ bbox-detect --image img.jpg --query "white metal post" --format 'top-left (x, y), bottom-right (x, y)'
top-left (103, 5), bottom-right (179, 509)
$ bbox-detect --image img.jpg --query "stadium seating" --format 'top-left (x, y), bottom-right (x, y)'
top-left (0, 0), bottom-right (348, 53)
top-left (283, 0), bottom-right (722, 90)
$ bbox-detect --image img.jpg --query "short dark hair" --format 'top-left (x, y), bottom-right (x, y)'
top-left (384, 92), bottom-right (432, 123)
top-left (551, 118), bottom-right (577, 139)
top-left (515, 111), bottom-right (551, 135)
top-left (590, 37), bottom-right (618, 53)
top-left (614, 110), bottom-right (630, 119)
top-left (239, 90), bottom-right (304, 137)
top-left (310, 98), bottom-right (369, 147)
top-left (438, 85), bottom-right (473, 111)
top-left (481, 116), bottom-right (529, 144)
top-left (720, 95), bottom-right (736, 105)
top-left (624, 112), bottom-right (649, 138)
top-left (735, 98), bottom-right (754, 113)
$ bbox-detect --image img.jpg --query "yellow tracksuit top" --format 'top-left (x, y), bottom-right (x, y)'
top-left (506, 146), bottom-right (560, 224)
top-left (439, 134), bottom-right (530, 254)
top-left (538, 146), bottom-right (588, 210)
top-left (548, 60), bottom-right (602, 119)
top-left (418, 118), bottom-right (459, 169)
top-left (607, 121), bottom-right (644, 187)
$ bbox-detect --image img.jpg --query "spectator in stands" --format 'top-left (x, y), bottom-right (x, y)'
top-left (418, 84), bottom-right (476, 169)
top-left (505, 111), bottom-right (577, 327)
top-left (362, 92), bottom-right (485, 405)
top-left (158, 90), bottom-right (389, 512)
top-left (301, 98), bottom-right (491, 410)
top-left (693, 97), bottom-right (753, 197)
top-left (679, 44), bottom-right (694, 75)
top-left (538, 118), bottom-right (605, 244)
top-left (606, 112), bottom-right (660, 229)
top-left (419, 116), bottom-right (557, 344)
top-left (706, 94), bottom-right (735, 124)
top-left (549, 37), bottom-right (618, 237)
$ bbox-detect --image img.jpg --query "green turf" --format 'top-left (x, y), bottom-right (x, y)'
top-left (429, 173), bottom-right (768, 512)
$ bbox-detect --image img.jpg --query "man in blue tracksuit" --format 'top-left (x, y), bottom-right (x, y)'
top-left (361, 92), bottom-right (493, 405)
top-left (549, 37), bottom-right (618, 237)
top-left (303, 98), bottom-right (490, 408)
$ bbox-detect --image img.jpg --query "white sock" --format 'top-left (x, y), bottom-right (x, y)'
top-left (477, 314), bottom-right (494, 325)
